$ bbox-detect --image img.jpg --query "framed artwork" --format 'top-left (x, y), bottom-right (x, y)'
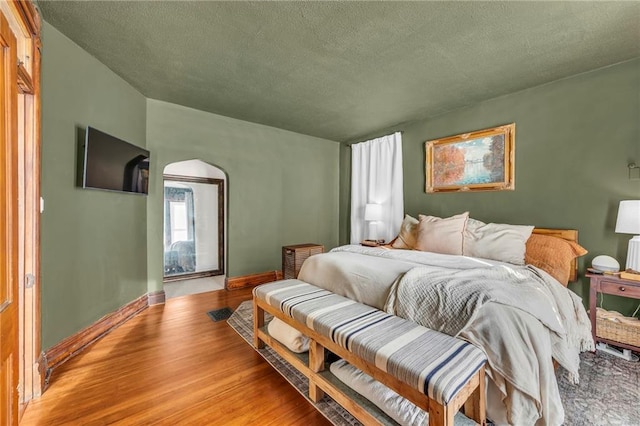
top-left (425, 123), bottom-right (515, 193)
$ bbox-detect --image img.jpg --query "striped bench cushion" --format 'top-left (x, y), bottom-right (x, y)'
top-left (254, 280), bottom-right (487, 405)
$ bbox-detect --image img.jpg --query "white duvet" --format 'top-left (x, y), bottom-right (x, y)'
top-left (298, 245), bottom-right (594, 426)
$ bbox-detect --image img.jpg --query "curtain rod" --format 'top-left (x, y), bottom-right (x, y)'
top-left (345, 130), bottom-right (404, 146)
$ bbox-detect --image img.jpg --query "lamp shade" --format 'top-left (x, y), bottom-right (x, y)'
top-left (615, 200), bottom-right (640, 235)
top-left (364, 203), bottom-right (382, 221)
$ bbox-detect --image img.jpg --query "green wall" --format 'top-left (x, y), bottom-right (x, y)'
top-left (340, 59), bottom-right (639, 313)
top-left (145, 100), bottom-right (340, 293)
top-left (40, 23), bottom-right (148, 350)
top-left (40, 21), bottom-right (340, 350)
top-left (37, 16), bottom-right (639, 350)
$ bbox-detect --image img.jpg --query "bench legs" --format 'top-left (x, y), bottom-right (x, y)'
top-left (429, 401), bottom-right (455, 426)
top-left (253, 298), bottom-right (265, 349)
top-left (430, 366), bottom-right (486, 426)
top-left (253, 298), bottom-right (326, 402)
top-left (308, 340), bottom-right (325, 402)
top-left (463, 367), bottom-right (486, 425)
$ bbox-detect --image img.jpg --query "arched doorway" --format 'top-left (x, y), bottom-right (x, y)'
top-left (162, 160), bottom-right (227, 298)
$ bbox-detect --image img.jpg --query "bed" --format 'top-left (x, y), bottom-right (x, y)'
top-left (295, 215), bottom-right (593, 426)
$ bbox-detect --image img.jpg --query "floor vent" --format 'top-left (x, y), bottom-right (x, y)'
top-left (207, 307), bottom-right (233, 322)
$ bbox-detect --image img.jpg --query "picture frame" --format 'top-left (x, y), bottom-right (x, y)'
top-left (425, 123), bottom-right (515, 193)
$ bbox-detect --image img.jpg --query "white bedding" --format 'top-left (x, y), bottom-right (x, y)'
top-left (297, 245), bottom-right (510, 310)
top-left (298, 245), bottom-right (594, 426)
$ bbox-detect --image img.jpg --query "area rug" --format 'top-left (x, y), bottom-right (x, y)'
top-left (228, 301), bottom-right (478, 426)
top-left (557, 350), bottom-right (640, 425)
top-left (228, 300), bottom-right (640, 426)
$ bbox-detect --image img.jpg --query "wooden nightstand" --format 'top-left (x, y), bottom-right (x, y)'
top-left (588, 273), bottom-right (640, 352)
top-left (282, 243), bottom-right (324, 279)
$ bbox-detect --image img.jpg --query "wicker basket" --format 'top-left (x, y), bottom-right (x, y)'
top-left (282, 244), bottom-right (324, 279)
top-left (596, 307), bottom-right (640, 347)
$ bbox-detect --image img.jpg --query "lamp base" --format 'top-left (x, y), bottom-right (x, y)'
top-left (367, 221), bottom-right (378, 241)
top-left (625, 235), bottom-right (640, 273)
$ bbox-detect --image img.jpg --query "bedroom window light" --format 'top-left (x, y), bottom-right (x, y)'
top-left (169, 201), bottom-right (188, 242)
top-left (615, 200), bottom-right (640, 272)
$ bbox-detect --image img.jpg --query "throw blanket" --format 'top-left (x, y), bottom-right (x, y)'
top-left (385, 264), bottom-right (594, 426)
top-left (386, 265), bottom-right (566, 338)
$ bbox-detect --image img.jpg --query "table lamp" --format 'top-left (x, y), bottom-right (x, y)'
top-left (364, 203), bottom-right (383, 241)
top-left (615, 200), bottom-right (640, 273)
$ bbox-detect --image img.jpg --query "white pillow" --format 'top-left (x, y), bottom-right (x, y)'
top-left (330, 359), bottom-right (427, 426)
top-left (415, 212), bottom-right (469, 255)
top-left (391, 214), bottom-right (419, 249)
top-left (463, 219), bottom-right (534, 265)
top-left (267, 318), bottom-right (309, 353)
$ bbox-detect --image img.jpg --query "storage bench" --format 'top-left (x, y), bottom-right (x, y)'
top-left (253, 280), bottom-right (487, 426)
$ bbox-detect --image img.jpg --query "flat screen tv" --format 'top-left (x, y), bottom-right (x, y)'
top-left (82, 126), bottom-right (150, 194)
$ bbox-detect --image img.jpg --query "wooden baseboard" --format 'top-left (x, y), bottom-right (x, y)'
top-left (225, 270), bottom-right (283, 290)
top-left (37, 352), bottom-right (47, 394)
top-left (41, 293), bottom-right (149, 389)
top-left (147, 290), bottom-right (166, 305)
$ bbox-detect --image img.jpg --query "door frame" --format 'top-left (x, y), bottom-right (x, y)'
top-left (0, 8), bottom-right (19, 425)
top-left (0, 1), bottom-right (42, 422)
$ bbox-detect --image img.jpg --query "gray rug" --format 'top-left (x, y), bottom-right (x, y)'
top-left (557, 350), bottom-right (640, 425)
top-left (227, 301), bottom-right (640, 426)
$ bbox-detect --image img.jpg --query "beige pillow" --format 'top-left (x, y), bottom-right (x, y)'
top-left (391, 214), bottom-right (419, 249)
top-left (463, 219), bottom-right (534, 265)
top-left (415, 212), bottom-right (469, 255)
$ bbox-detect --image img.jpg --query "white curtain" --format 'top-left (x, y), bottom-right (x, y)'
top-left (350, 132), bottom-right (404, 244)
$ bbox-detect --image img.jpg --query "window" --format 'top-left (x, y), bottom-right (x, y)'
top-left (169, 201), bottom-right (188, 243)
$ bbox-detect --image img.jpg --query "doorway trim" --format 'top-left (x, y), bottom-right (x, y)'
top-left (0, 1), bottom-right (42, 423)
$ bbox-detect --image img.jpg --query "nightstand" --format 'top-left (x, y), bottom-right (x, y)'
top-left (588, 273), bottom-right (640, 352)
top-left (282, 244), bottom-right (324, 279)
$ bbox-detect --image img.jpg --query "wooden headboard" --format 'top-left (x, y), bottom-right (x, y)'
top-left (532, 228), bottom-right (580, 282)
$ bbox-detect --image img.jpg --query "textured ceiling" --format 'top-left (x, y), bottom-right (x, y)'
top-left (38, 1), bottom-right (640, 142)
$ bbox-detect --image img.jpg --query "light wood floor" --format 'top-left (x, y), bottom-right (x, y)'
top-left (20, 288), bottom-right (332, 425)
